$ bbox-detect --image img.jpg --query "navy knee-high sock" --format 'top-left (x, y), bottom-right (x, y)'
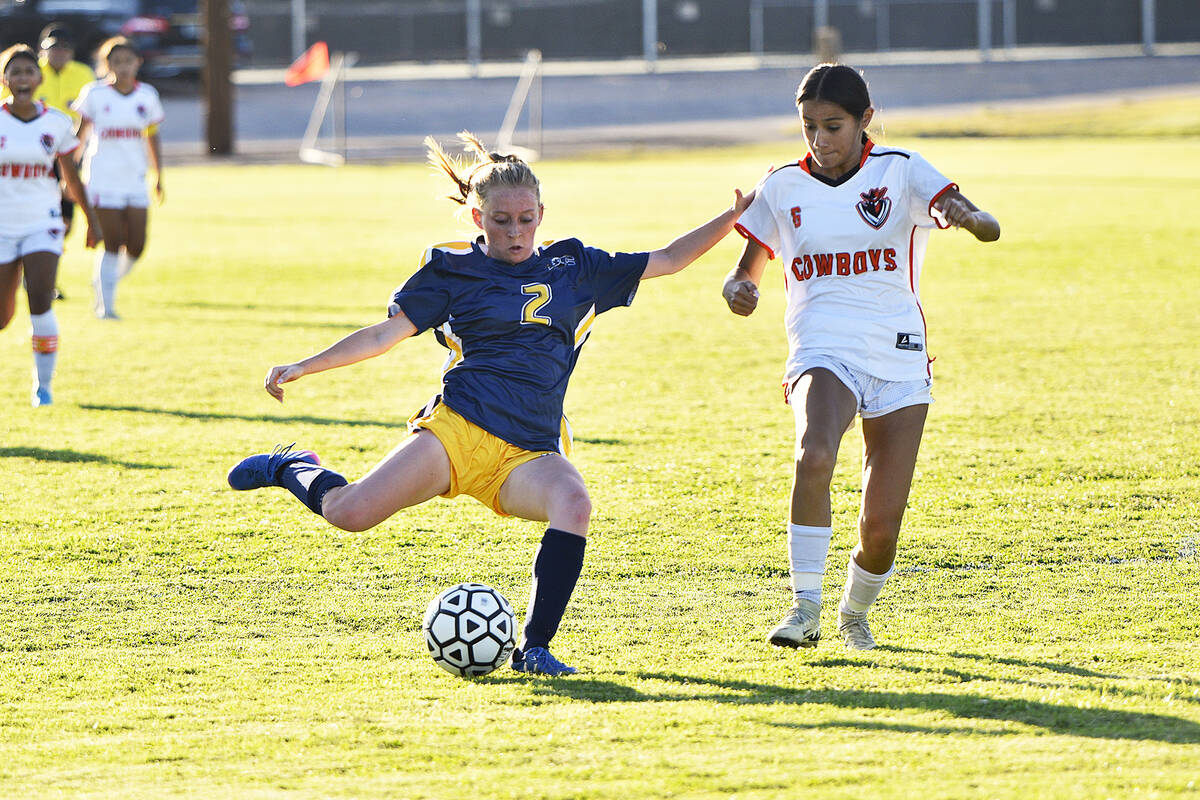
top-left (521, 528), bottom-right (586, 651)
top-left (277, 461), bottom-right (348, 515)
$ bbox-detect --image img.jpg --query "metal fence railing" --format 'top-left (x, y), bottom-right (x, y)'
top-left (241, 0), bottom-right (1200, 66)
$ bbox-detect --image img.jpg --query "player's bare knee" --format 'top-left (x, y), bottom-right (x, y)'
top-left (324, 505), bottom-right (374, 533)
top-left (319, 487), bottom-right (373, 532)
top-left (794, 445), bottom-right (837, 486)
top-left (552, 485), bottom-right (592, 533)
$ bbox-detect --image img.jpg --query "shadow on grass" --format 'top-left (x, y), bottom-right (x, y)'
top-left (877, 645), bottom-right (1128, 680)
top-left (499, 671), bottom-right (1200, 744)
top-left (79, 404), bottom-right (405, 429)
top-left (0, 446), bottom-right (164, 470)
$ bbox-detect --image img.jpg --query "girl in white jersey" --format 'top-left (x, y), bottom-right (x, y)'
top-left (0, 45), bottom-right (101, 406)
top-left (73, 37), bottom-right (164, 319)
top-left (724, 64), bottom-right (1000, 651)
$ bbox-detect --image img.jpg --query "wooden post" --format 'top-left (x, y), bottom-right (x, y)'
top-left (203, 0), bottom-right (234, 156)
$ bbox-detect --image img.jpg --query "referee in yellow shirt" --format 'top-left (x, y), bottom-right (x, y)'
top-left (35, 24), bottom-right (96, 123)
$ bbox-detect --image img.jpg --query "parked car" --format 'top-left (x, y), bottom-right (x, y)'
top-left (0, 0), bottom-right (251, 79)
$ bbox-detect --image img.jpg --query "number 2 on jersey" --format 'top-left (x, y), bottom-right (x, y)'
top-left (521, 283), bottom-right (552, 325)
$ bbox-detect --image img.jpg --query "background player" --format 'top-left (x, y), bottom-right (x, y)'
top-left (228, 131), bottom-right (753, 676)
top-left (0, 45), bottom-right (101, 406)
top-left (0, 24), bottom-right (95, 301)
top-left (73, 36), bottom-right (164, 319)
top-left (723, 64), bottom-right (1000, 650)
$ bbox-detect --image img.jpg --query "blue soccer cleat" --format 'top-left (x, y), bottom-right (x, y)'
top-left (31, 386), bottom-right (52, 407)
top-left (510, 646), bottom-right (577, 676)
top-left (227, 443), bottom-right (320, 490)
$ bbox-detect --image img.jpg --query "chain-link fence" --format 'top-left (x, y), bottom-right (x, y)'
top-left (243, 0), bottom-right (1199, 65)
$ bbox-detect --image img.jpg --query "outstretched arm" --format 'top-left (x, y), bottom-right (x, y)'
top-left (641, 188), bottom-right (755, 280)
top-left (265, 310), bottom-right (418, 402)
top-left (935, 188), bottom-right (1000, 242)
top-left (722, 237), bottom-right (770, 316)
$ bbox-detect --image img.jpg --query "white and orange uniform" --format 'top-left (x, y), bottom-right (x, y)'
top-left (0, 101), bottom-right (78, 261)
top-left (72, 81), bottom-right (163, 209)
top-left (735, 140), bottom-right (956, 389)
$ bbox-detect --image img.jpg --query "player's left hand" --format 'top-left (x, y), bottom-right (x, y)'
top-left (156, 180), bottom-right (166, 204)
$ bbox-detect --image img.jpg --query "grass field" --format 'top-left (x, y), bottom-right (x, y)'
top-left (2, 133), bottom-right (1199, 798)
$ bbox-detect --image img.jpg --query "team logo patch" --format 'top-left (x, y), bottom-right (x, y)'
top-left (857, 186), bottom-right (892, 229)
top-left (137, 104), bottom-right (147, 118)
top-left (40, 133), bottom-right (55, 154)
top-left (895, 332), bottom-right (923, 352)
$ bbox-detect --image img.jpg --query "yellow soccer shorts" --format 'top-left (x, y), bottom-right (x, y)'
top-left (409, 399), bottom-right (571, 516)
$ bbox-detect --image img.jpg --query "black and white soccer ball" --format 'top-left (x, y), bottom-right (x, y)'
top-left (422, 582), bottom-right (516, 678)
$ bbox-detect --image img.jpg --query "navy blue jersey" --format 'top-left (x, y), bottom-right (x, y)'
top-left (390, 237), bottom-right (649, 452)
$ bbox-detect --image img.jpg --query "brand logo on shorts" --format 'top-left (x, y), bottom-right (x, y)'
top-left (896, 332), bottom-right (923, 352)
top-left (857, 186), bottom-right (892, 229)
top-left (39, 133), bottom-right (55, 154)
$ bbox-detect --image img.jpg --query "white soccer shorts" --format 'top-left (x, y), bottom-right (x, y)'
top-left (0, 228), bottom-right (65, 262)
top-left (89, 182), bottom-right (150, 210)
top-left (788, 353), bottom-right (932, 431)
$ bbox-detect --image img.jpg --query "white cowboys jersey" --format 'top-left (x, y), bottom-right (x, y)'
top-left (73, 81), bottom-right (163, 188)
top-left (736, 140), bottom-right (956, 383)
top-left (0, 102), bottom-right (78, 238)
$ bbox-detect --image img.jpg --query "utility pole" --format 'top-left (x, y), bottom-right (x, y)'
top-left (291, 0), bottom-right (306, 61)
top-left (1142, 0), bottom-right (1156, 55)
top-left (203, 0), bottom-right (234, 156)
top-left (643, 0), bottom-right (657, 66)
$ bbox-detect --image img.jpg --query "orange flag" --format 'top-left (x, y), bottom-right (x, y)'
top-left (285, 41), bottom-right (330, 86)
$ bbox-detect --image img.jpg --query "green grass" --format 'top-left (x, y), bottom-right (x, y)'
top-left (2, 137), bottom-right (1199, 798)
top-left (872, 92), bottom-right (1200, 138)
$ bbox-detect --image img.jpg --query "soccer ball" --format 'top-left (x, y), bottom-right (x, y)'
top-left (422, 582), bottom-right (517, 678)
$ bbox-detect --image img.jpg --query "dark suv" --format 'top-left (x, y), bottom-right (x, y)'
top-left (0, 0), bottom-right (251, 79)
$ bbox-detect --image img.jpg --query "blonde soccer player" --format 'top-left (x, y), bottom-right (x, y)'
top-left (0, 45), bottom-right (101, 406)
top-left (227, 132), bottom-right (753, 676)
top-left (73, 37), bottom-right (164, 319)
top-left (724, 64), bottom-right (1000, 651)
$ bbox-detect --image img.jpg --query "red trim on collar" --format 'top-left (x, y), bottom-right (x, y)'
top-left (858, 138), bottom-right (876, 166)
top-left (800, 139), bottom-right (874, 177)
top-left (1, 100), bottom-right (47, 118)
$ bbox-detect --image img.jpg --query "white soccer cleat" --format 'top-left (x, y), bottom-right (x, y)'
top-left (838, 611), bottom-right (876, 650)
top-left (767, 598), bottom-right (821, 648)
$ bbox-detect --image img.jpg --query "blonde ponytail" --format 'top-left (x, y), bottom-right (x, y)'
top-left (425, 131), bottom-right (540, 208)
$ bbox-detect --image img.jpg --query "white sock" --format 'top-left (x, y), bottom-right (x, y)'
top-left (118, 251), bottom-right (137, 279)
top-left (839, 546), bottom-right (894, 616)
top-left (94, 251), bottom-right (119, 316)
top-left (30, 310), bottom-right (58, 390)
top-left (788, 523), bottom-right (832, 605)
